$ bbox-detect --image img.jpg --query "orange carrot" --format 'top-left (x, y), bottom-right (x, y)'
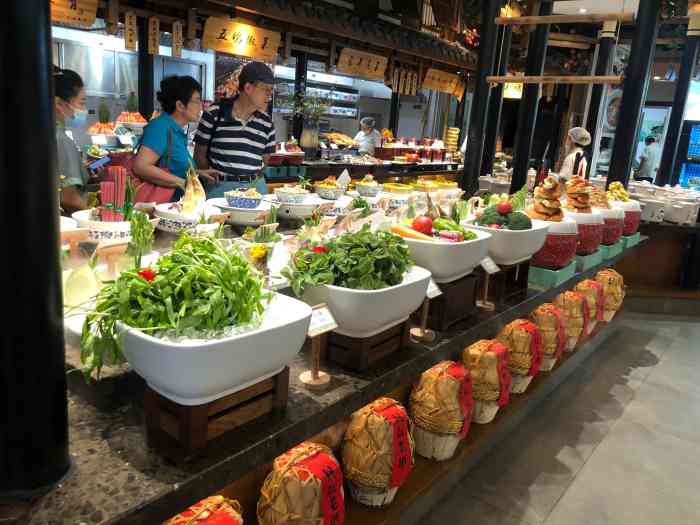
top-left (391, 224), bottom-right (434, 241)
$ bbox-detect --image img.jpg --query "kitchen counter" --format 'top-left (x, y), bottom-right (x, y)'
top-left (27, 238), bottom-right (646, 525)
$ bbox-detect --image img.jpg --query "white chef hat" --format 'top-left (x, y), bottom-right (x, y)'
top-left (568, 127), bottom-right (592, 146)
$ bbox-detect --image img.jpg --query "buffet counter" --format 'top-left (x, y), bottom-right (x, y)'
top-left (28, 239), bottom-right (646, 525)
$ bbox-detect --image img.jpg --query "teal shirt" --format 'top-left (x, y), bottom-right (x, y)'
top-left (140, 113), bottom-right (193, 180)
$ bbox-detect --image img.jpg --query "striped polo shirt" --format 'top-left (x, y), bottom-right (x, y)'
top-left (194, 98), bottom-right (276, 178)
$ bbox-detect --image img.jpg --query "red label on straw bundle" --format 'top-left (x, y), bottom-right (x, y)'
top-left (547, 306), bottom-right (567, 359)
top-left (489, 341), bottom-right (512, 406)
top-left (517, 320), bottom-right (543, 376)
top-left (299, 450), bottom-right (345, 525)
top-left (446, 361), bottom-right (474, 437)
top-left (374, 403), bottom-right (412, 488)
top-left (165, 499), bottom-right (241, 525)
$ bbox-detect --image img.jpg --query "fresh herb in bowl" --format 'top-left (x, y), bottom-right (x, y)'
top-left (126, 211), bottom-right (154, 269)
top-left (81, 235), bottom-right (268, 379)
top-left (351, 196), bottom-right (371, 218)
top-left (282, 225), bottom-right (412, 297)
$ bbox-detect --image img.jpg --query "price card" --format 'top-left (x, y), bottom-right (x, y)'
top-left (427, 278), bottom-right (442, 299)
top-left (308, 304), bottom-right (338, 338)
top-left (480, 256), bottom-right (501, 274)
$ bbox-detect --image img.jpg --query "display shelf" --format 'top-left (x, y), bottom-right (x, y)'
top-left (46, 239), bottom-right (647, 525)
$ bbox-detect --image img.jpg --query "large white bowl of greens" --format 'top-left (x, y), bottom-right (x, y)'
top-left (284, 225), bottom-right (431, 337)
top-left (81, 235), bottom-right (311, 405)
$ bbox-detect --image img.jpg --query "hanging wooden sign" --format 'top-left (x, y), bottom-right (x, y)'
top-left (124, 12), bottom-right (137, 51)
top-left (452, 78), bottom-right (466, 102)
top-left (336, 48), bottom-right (388, 81)
top-left (51, 0), bottom-right (98, 27)
top-left (423, 68), bottom-right (462, 96)
top-left (148, 17), bottom-right (160, 55)
top-left (202, 17), bottom-right (280, 62)
top-left (172, 21), bottom-right (184, 58)
top-left (391, 67), bottom-right (419, 96)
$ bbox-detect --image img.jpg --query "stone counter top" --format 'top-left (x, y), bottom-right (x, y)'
top-left (27, 239), bottom-right (646, 525)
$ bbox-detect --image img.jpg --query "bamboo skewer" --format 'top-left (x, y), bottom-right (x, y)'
top-left (486, 75), bottom-right (623, 85)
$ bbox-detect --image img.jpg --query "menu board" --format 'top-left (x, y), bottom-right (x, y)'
top-left (423, 68), bottom-right (462, 96)
top-left (148, 17), bottom-right (160, 55)
top-left (124, 12), bottom-right (137, 51)
top-left (336, 48), bottom-right (388, 81)
top-left (50, 0), bottom-right (97, 27)
top-left (172, 21), bottom-right (183, 58)
top-left (202, 17), bottom-right (280, 62)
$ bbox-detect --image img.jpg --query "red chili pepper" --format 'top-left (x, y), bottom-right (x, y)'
top-left (312, 245), bottom-right (327, 254)
top-left (138, 268), bottom-right (156, 282)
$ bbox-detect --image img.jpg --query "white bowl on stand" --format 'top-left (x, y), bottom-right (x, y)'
top-left (465, 220), bottom-right (550, 265)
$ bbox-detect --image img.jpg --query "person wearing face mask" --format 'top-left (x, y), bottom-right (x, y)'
top-left (133, 75), bottom-right (221, 199)
top-left (194, 61), bottom-right (276, 197)
top-left (54, 67), bottom-right (90, 213)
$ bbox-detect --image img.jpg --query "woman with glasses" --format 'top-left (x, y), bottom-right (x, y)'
top-left (54, 67), bottom-right (90, 213)
top-left (194, 62), bottom-right (276, 197)
top-left (133, 75), bottom-right (221, 199)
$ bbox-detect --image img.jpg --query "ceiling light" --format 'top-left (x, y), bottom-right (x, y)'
top-left (579, 8), bottom-right (587, 13)
top-left (654, 76), bottom-right (661, 80)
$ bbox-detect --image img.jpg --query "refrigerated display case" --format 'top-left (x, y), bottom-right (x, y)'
top-left (675, 120), bottom-right (700, 189)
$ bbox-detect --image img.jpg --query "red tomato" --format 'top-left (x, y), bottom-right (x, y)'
top-left (411, 216), bottom-right (433, 235)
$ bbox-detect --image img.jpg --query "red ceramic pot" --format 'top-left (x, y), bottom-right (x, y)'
top-left (531, 219), bottom-right (578, 270)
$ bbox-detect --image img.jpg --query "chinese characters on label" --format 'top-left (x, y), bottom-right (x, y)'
top-left (202, 17), bottom-right (280, 62)
top-left (148, 17), bottom-right (160, 55)
top-left (336, 48), bottom-right (388, 81)
top-left (172, 21), bottom-right (183, 58)
top-left (125, 12), bottom-right (137, 51)
top-left (50, 0), bottom-right (97, 27)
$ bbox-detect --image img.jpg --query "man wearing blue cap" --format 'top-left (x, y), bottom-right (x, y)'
top-left (194, 61), bottom-right (276, 196)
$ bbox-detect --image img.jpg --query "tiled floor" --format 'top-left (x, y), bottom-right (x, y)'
top-left (427, 312), bottom-right (700, 525)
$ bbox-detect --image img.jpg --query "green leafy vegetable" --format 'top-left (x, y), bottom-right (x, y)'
top-left (282, 225), bottom-right (413, 298)
top-left (351, 196), bottom-right (371, 218)
top-left (81, 235), bottom-right (268, 379)
top-left (510, 184), bottom-right (528, 212)
top-left (126, 211), bottom-right (154, 269)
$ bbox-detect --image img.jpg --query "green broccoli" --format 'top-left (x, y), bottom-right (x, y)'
top-left (476, 205), bottom-right (507, 226)
top-left (507, 212), bottom-right (532, 230)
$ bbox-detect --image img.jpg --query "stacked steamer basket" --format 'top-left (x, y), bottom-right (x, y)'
top-left (461, 340), bottom-right (512, 423)
top-left (444, 127), bottom-right (460, 153)
top-left (554, 291), bottom-right (590, 351)
top-left (529, 176), bottom-right (578, 270)
top-left (410, 361), bottom-right (474, 461)
top-left (596, 269), bottom-right (625, 321)
top-left (530, 304), bottom-right (567, 371)
top-left (496, 320), bottom-right (544, 394)
top-left (564, 177), bottom-right (604, 256)
top-left (575, 279), bottom-right (606, 334)
top-left (258, 442), bottom-right (344, 525)
top-left (342, 398), bottom-right (414, 507)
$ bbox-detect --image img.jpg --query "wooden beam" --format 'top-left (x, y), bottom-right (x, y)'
top-left (549, 32), bottom-right (598, 44)
top-left (547, 40), bottom-right (590, 50)
top-left (496, 13), bottom-right (635, 26)
top-left (486, 75), bottom-right (623, 85)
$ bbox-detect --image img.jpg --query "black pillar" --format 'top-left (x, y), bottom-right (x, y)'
top-left (138, 17), bottom-right (155, 119)
top-left (607, 1), bottom-right (661, 188)
top-left (510, 1), bottom-right (553, 193)
top-left (657, 34), bottom-right (700, 185)
top-left (460, 0), bottom-right (503, 195)
top-left (292, 52), bottom-right (309, 140)
top-left (482, 24), bottom-right (513, 177)
top-left (389, 92), bottom-right (400, 136)
top-left (1, 0), bottom-right (70, 495)
top-left (549, 84), bottom-right (570, 168)
top-left (586, 24), bottom-right (616, 151)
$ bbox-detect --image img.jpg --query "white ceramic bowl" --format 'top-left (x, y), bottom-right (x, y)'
top-left (403, 228), bottom-right (491, 283)
top-left (72, 209), bottom-right (132, 241)
top-left (119, 292), bottom-right (312, 405)
top-left (275, 189), bottom-right (310, 204)
top-left (465, 219), bottom-right (550, 265)
top-left (209, 198), bottom-right (272, 226)
top-left (265, 195), bottom-right (324, 220)
top-left (302, 265), bottom-right (431, 338)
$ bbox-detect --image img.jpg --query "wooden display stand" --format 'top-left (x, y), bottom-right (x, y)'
top-left (144, 367), bottom-right (289, 462)
top-left (327, 321), bottom-right (410, 372)
top-left (476, 261), bottom-right (530, 305)
top-left (416, 274), bottom-right (479, 331)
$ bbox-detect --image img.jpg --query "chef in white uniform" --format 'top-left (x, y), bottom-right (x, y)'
top-left (354, 117), bottom-right (382, 155)
top-left (559, 127), bottom-right (592, 180)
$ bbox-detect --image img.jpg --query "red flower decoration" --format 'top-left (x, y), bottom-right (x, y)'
top-left (138, 268), bottom-right (156, 282)
top-left (312, 245), bottom-right (327, 254)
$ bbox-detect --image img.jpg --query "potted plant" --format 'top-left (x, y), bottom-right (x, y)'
top-left (294, 92), bottom-right (329, 158)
